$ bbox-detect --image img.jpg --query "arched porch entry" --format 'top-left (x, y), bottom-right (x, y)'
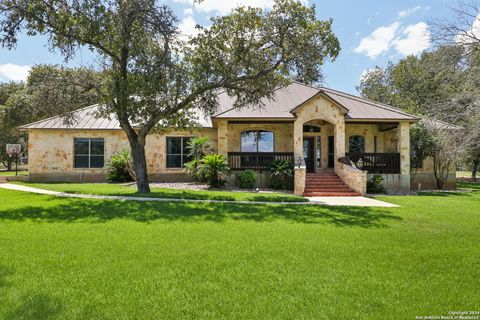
top-left (301, 120), bottom-right (337, 173)
top-left (292, 95), bottom-right (348, 195)
top-left (292, 96), bottom-right (347, 172)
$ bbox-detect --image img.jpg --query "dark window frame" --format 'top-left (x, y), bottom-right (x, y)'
top-left (240, 130), bottom-right (275, 153)
top-left (73, 138), bottom-right (105, 169)
top-left (166, 136), bottom-right (194, 168)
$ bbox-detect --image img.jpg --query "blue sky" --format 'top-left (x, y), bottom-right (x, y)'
top-left (0, 0), bottom-right (458, 94)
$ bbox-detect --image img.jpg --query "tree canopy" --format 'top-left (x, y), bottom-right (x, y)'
top-left (0, 0), bottom-right (341, 192)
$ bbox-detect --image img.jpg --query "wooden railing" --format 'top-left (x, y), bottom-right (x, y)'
top-left (228, 152), bottom-right (294, 171)
top-left (346, 153), bottom-right (401, 174)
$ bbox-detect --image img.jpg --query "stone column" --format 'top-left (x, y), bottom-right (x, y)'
top-left (293, 118), bottom-right (305, 195)
top-left (294, 167), bottom-right (306, 195)
top-left (217, 120), bottom-right (228, 157)
top-left (333, 118), bottom-right (346, 170)
top-left (398, 121), bottom-right (411, 192)
top-left (293, 118), bottom-right (303, 159)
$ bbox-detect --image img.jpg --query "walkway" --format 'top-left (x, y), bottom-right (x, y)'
top-left (0, 183), bottom-right (399, 207)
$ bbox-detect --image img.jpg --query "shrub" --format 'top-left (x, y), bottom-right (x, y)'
top-left (184, 159), bottom-right (205, 182)
top-left (106, 150), bottom-right (134, 183)
top-left (367, 174), bottom-right (386, 194)
top-left (198, 154), bottom-right (230, 188)
top-left (269, 160), bottom-right (294, 190)
top-left (184, 137), bottom-right (213, 181)
top-left (237, 170), bottom-right (256, 189)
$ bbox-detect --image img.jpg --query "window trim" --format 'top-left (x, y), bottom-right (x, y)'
top-left (73, 137), bottom-right (105, 169)
top-left (240, 130), bottom-right (275, 153)
top-left (166, 136), bottom-right (195, 168)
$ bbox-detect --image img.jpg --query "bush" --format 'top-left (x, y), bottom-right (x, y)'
top-left (106, 150), bottom-right (134, 183)
top-left (184, 137), bottom-right (213, 181)
top-left (269, 160), bottom-right (294, 190)
top-left (184, 159), bottom-right (205, 182)
top-left (367, 174), bottom-right (386, 194)
top-left (237, 170), bottom-right (256, 189)
top-left (198, 154), bottom-right (230, 188)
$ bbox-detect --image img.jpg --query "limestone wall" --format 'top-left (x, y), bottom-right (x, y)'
top-left (28, 128), bottom-right (217, 182)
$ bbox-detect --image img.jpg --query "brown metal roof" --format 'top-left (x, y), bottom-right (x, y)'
top-left (214, 82), bottom-right (419, 121)
top-left (213, 83), bottom-right (319, 119)
top-left (19, 105), bottom-right (122, 130)
top-left (20, 104), bottom-right (214, 130)
top-left (319, 87), bottom-right (419, 121)
top-left (20, 82), bottom-right (418, 130)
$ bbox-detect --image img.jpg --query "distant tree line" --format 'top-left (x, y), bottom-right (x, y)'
top-left (358, 3), bottom-right (480, 185)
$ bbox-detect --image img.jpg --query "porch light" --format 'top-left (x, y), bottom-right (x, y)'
top-left (356, 158), bottom-right (364, 169)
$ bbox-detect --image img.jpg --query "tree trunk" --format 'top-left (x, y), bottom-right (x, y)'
top-left (472, 159), bottom-right (479, 181)
top-left (129, 138), bottom-right (151, 193)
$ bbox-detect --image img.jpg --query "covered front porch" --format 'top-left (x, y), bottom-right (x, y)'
top-left (214, 115), bottom-right (411, 195)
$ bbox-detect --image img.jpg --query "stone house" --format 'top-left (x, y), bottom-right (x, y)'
top-left (20, 82), bottom-right (455, 196)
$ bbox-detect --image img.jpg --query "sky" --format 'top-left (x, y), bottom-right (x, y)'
top-left (0, 0), bottom-right (466, 94)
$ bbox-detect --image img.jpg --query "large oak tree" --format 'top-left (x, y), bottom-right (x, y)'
top-left (0, 0), bottom-right (340, 192)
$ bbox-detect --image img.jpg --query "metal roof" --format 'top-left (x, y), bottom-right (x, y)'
top-left (214, 82), bottom-right (419, 121)
top-left (20, 104), bottom-right (213, 130)
top-left (213, 83), bottom-right (319, 119)
top-left (319, 87), bottom-right (419, 121)
top-left (20, 82), bottom-right (418, 130)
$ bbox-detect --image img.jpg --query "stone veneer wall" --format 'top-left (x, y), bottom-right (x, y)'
top-left (28, 128), bottom-right (217, 182)
top-left (410, 157), bottom-right (456, 190)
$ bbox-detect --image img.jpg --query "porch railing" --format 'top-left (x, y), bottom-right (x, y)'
top-left (228, 152), bottom-right (294, 171)
top-left (346, 152), bottom-right (401, 174)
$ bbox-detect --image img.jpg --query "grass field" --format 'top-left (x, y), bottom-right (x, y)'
top-left (14, 182), bottom-right (308, 202)
top-left (0, 170), bottom-right (28, 176)
top-left (0, 186), bottom-right (479, 319)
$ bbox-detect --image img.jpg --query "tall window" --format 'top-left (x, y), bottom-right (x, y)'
top-left (349, 135), bottom-right (365, 153)
top-left (166, 137), bottom-right (192, 168)
top-left (74, 138), bottom-right (104, 168)
top-left (241, 130), bottom-right (274, 152)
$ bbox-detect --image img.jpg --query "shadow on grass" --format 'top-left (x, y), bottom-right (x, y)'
top-left (0, 197), bottom-right (401, 228)
top-left (4, 293), bottom-right (62, 320)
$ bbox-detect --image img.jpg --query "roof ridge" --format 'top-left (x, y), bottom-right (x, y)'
top-left (319, 86), bottom-right (419, 119)
top-left (19, 104), bottom-right (99, 129)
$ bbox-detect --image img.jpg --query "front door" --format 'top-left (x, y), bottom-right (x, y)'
top-left (303, 137), bottom-right (315, 173)
top-left (328, 136), bottom-right (335, 168)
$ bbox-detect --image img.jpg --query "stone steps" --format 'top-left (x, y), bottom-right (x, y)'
top-left (303, 172), bottom-right (360, 197)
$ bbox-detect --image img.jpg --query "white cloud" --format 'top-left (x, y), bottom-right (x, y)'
top-left (393, 22), bottom-right (430, 56)
top-left (0, 63), bottom-right (31, 82)
top-left (354, 22), bottom-right (400, 59)
top-left (179, 14), bottom-right (200, 38)
top-left (174, 0), bottom-right (306, 15)
top-left (455, 13), bottom-right (480, 45)
top-left (398, 6), bottom-right (421, 18)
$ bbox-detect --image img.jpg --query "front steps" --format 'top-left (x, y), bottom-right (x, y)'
top-left (303, 172), bottom-right (361, 197)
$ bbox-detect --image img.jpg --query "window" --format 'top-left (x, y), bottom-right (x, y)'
top-left (349, 135), bottom-right (365, 153)
top-left (240, 130), bottom-right (274, 153)
top-left (74, 138), bottom-right (104, 168)
top-left (374, 136), bottom-right (378, 153)
top-left (166, 137), bottom-right (192, 168)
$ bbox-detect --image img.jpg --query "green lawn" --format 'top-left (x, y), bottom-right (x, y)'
top-left (0, 170), bottom-right (28, 176)
top-left (457, 180), bottom-right (480, 190)
top-left (14, 182), bottom-right (308, 202)
top-left (0, 186), bottom-right (479, 319)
